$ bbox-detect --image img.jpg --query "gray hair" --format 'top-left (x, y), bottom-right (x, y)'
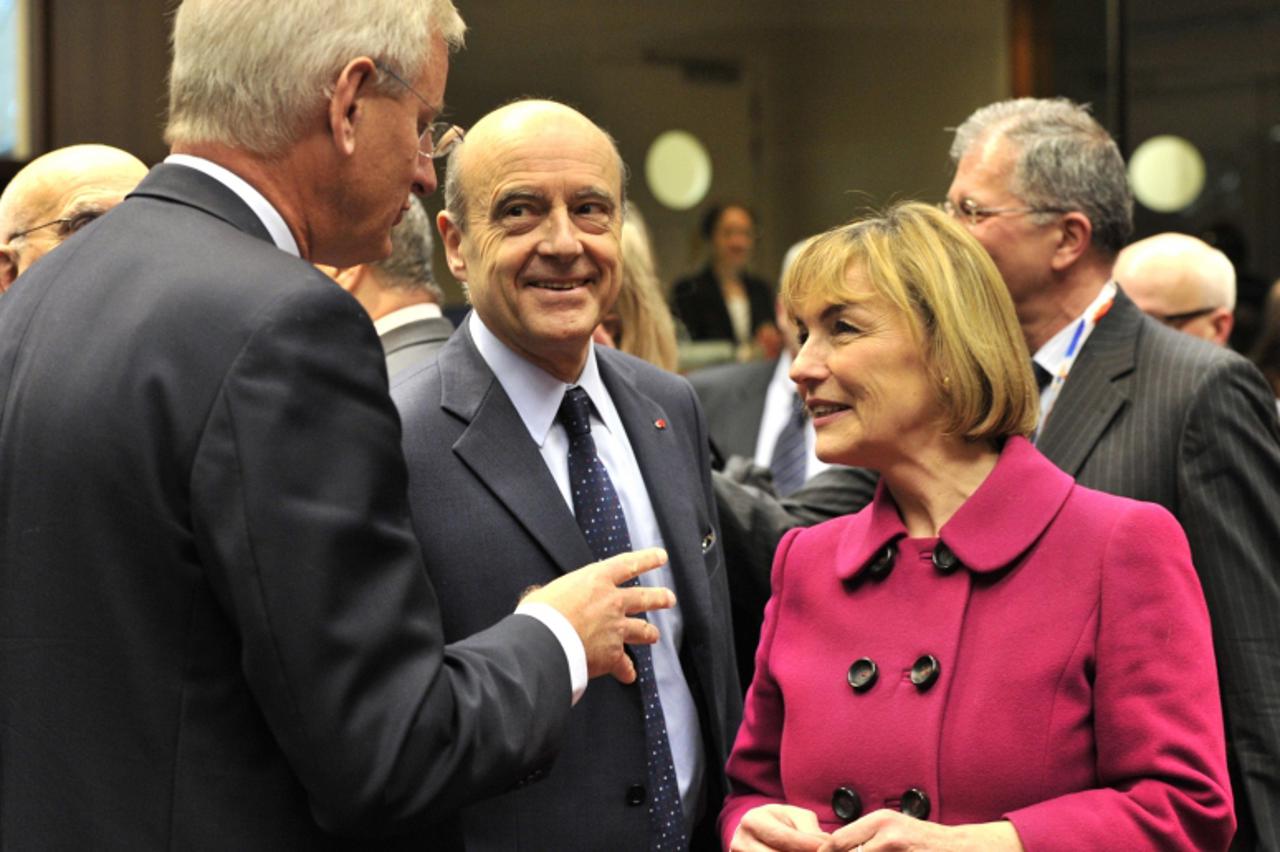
top-left (165, 0), bottom-right (465, 156)
top-left (372, 196), bottom-right (443, 302)
top-left (950, 98), bottom-right (1133, 256)
top-left (442, 99), bottom-right (629, 231)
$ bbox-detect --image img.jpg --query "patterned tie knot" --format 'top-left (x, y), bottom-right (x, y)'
top-left (558, 386), bottom-right (594, 438)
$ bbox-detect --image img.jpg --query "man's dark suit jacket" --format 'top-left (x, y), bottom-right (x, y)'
top-left (0, 164), bottom-right (573, 850)
top-left (671, 264), bottom-right (775, 343)
top-left (717, 289), bottom-right (1280, 850)
top-left (382, 312), bottom-right (453, 379)
top-left (391, 326), bottom-right (742, 851)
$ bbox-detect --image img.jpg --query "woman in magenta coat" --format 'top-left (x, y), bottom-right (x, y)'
top-left (720, 203), bottom-right (1234, 851)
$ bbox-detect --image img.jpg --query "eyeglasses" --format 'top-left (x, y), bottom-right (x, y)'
top-left (373, 61), bottom-right (464, 160)
top-left (1146, 305), bottom-right (1220, 328)
top-left (939, 197), bottom-right (1071, 226)
top-left (8, 210), bottom-right (103, 242)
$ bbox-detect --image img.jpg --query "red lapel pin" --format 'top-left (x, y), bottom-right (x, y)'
top-left (654, 418), bottom-right (667, 430)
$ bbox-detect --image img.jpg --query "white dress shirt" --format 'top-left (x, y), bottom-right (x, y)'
top-left (469, 311), bottom-right (706, 819)
top-left (161, 155), bottom-right (588, 704)
top-left (753, 350), bottom-right (831, 482)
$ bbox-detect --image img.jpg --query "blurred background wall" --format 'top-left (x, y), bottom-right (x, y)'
top-left (3, 0), bottom-right (1277, 342)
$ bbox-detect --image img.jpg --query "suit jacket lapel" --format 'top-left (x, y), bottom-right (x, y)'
top-left (1036, 289), bottom-right (1139, 475)
top-left (600, 353), bottom-right (715, 647)
top-left (438, 326), bottom-right (596, 576)
top-left (128, 163), bottom-right (275, 245)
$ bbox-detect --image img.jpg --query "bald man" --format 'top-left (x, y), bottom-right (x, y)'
top-left (391, 99), bottom-right (739, 851)
top-left (1113, 232), bottom-right (1237, 346)
top-left (0, 143), bottom-right (148, 290)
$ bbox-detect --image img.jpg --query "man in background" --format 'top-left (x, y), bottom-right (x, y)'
top-left (0, 143), bottom-right (148, 289)
top-left (393, 98), bottom-right (740, 851)
top-left (0, 2), bottom-right (673, 848)
top-left (324, 195), bottom-right (453, 377)
top-left (1113, 231), bottom-right (1236, 346)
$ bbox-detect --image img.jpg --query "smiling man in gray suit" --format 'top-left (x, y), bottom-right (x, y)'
top-left (392, 99), bottom-right (740, 851)
top-left (720, 97), bottom-right (1280, 849)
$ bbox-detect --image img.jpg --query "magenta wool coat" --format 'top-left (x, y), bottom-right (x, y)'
top-left (720, 436), bottom-right (1234, 851)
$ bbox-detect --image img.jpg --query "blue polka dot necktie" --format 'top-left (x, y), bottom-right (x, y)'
top-left (557, 386), bottom-right (689, 852)
top-left (769, 391), bottom-right (808, 496)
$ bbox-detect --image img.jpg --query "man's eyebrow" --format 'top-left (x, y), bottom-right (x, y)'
top-left (490, 188), bottom-right (549, 215)
top-left (570, 186), bottom-right (616, 205)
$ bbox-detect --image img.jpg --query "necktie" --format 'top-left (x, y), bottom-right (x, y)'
top-left (769, 391), bottom-right (808, 496)
top-left (1033, 361), bottom-right (1053, 393)
top-left (557, 387), bottom-right (688, 852)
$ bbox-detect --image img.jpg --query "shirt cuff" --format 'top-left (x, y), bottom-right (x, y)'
top-left (514, 602), bottom-right (588, 706)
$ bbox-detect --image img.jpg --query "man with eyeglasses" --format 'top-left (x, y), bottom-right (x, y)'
top-left (1113, 231), bottom-right (1237, 347)
top-left (0, 143), bottom-right (148, 291)
top-left (0, 2), bottom-right (678, 849)
top-left (718, 96), bottom-right (1280, 850)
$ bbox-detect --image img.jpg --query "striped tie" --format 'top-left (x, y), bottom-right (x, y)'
top-left (769, 391), bottom-right (808, 496)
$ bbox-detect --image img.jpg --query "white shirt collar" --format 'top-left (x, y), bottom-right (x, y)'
top-left (1032, 280), bottom-right (1118, 376)
top-left (373, 302), bottom-right (443, 337)
top-left (468, 311), bottom-right (616, 447)
top-left (164, 154), bottom-right (300, 257)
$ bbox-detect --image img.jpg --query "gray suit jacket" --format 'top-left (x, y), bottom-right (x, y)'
top-left (718, 289), bottom-right (1280, 850)
top-left (0, 164), bottom-right (571, 850)
top-left (381, 312), bottom-right (453, 379)
top-left (687, 358), bottom-right (776, 459)
top-left (392, 326), bottom-right (741, 851)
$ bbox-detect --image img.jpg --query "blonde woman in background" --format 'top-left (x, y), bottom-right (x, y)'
top-left (593, 202), bottom-right (680, 372)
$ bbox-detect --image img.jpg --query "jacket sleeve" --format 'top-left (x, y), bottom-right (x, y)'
top-left (1004, 501), bottom-right (1235, 850)
top-left (718, 527), bottom-right (803, 847)
top-left (189, 281), bottom-right (571, 836)
top-left (1177, 356), bottom-right (1280, 850)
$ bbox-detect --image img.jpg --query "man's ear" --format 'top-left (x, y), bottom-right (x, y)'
top-left (327, 56), bottom-right (378, 157)
top-left (1050, 211), bottom-right (1094, 272)
top-left (1209, 307), bottom-right (1235, 347)
top-left (437, 210), bottom-right (468, 281)
top-left (0, 244), bottom-right (18, 292)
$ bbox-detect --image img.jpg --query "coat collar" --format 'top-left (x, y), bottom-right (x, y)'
top-left (127, 162), bottom-right (276, 247)
top-left (836, 436), bottom-right (1074, 580)
top-left (1034, 287), bottom-right (1141, 473)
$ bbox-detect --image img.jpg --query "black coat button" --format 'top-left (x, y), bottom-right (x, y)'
top-left (931, 543), bottom-right (960, 573)
top-left (625, 784), bottom-right (647, 806)
top-left (910, 654), bottom-right (941, 691)
top-left (901, 787), bottom-right (931, 819)
top-left (846, 658), bottom-right (878, 692)
top-left (866, 544), bottom-right (895, 580)
top-left (831, 786), bottom-right (862, 823)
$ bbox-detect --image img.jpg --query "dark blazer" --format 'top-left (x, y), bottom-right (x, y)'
top-left (719, 289), bottom-right (1280, 850)
top-left (391, 325), bottom-right (742, 851)
top-left (381, 312), bottom-right (454, 379)
top-left (722, 438), bottom-right (1234, 848)
top-left (0, 164), bottom-right (572, 850)
top-left (686, 357), bottom-right (776, 459)
top-left (672, 264), bottom-right (775, 343)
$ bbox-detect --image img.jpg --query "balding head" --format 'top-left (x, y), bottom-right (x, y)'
top-left (0, 144), bottom-right (148, 290)
top-left (437, 99), bottom-right (626, 382)
top-left (1114, 232), bottom-right (1236, 346)
top-left (444, 99), bottom-right (626, 231)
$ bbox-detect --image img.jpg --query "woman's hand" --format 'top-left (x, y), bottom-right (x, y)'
top-left (817, 810), bottom-right (1025, 852)
top-left (730, 804), bottom-right (832, 852)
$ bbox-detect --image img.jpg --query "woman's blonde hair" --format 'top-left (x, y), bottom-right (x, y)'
top-left (611, 205), bottom-right (679, 371)
top-left (782, 202), bottom-right (1038, 441)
